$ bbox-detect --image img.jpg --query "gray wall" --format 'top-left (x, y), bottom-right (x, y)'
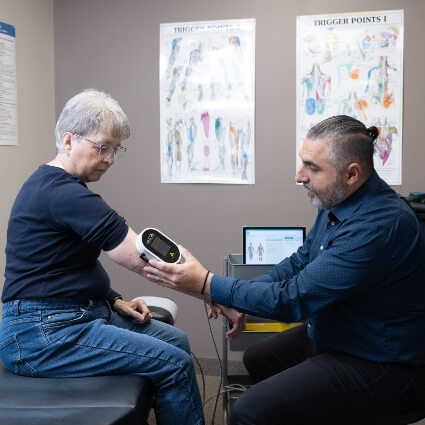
top-left (1, 0), bottom-right (423, 361)
top-left (53, 0), bottom-right (425, 360)
top-left (0, 0), bottom-right (56, 312)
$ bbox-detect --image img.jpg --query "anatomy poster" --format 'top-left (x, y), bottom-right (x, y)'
top-left (160, 19), bottom-right (256, 184)
top-left (296, 10), bottom-right (404, 185)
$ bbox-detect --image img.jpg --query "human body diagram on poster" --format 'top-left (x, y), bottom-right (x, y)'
top-left (160, 19), bottom-right (256, 184)
top-left (297, 10), bottom-right (403, 185)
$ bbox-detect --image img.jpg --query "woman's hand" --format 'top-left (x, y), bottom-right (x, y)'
top-left (112, 298), bottom-right (152, 324)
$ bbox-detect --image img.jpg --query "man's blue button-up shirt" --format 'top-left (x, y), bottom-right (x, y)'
top-left (211, 172), bottom-right (425, 362)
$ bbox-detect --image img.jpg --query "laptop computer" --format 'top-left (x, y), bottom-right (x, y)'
top-left (243, 226), bottom-right (306, 265)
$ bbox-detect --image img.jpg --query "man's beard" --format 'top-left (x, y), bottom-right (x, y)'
top-left (304, 175), bottom-right (348, 210)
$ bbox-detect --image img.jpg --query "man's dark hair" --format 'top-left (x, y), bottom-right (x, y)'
top-left (306, 115), bottom-right (378, 175)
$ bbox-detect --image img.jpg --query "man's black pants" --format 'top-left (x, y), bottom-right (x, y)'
top-left (231, 323), bottom-right (425, 425)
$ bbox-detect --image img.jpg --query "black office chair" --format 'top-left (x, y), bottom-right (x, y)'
top-left (393, 192), bottom-right (425, 425)
top-left (404, 192), bottom-right (425, 228)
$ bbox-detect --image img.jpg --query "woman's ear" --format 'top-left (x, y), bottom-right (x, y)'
top-left (62, 132), bottom-right (73, 155)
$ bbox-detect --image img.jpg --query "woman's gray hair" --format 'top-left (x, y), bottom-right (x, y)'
top-left (306, 115), bottom-right (378, 175)
top-left (55, 89), bottom-right (130, 152)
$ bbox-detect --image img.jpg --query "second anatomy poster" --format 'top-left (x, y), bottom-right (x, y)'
top-left (296, 10), bottom-right (404, 185)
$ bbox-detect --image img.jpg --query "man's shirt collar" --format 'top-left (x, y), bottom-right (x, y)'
top-left (327, 171), bottom-right (381, 223)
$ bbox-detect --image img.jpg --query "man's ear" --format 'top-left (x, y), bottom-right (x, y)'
top-left (345, 162), bottom-right (362, 186)
top-left (62, 132), bottom-right (73, 154)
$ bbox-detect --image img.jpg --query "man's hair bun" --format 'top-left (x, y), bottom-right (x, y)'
top-left (366, 126), bottom-right (379, 141)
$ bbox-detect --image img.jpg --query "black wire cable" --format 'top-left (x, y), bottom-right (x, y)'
top-left (202, 298), bottom-right (222, 425)
top-left (191, 350), bottom-right (206, 404)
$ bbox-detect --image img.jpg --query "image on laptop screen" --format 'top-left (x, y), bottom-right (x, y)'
top-left (243, 226), bottom-right (306, 265)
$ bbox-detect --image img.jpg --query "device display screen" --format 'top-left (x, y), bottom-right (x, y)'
top-left (243, 227), bottom-right (306, 264)
top-left (138, 228), bottom-right (181, 263)
top-left (150, 235), bottom-right (171, 257)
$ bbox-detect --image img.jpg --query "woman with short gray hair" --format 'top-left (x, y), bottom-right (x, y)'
top-left (1, 89), bottom-right (205, 425)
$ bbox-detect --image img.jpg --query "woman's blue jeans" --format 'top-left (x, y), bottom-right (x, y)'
top-left (0, 298), bottom-right (204, 425)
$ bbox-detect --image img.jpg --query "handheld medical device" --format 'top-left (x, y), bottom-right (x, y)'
top-left (136, 228), bottom-right (181, 263)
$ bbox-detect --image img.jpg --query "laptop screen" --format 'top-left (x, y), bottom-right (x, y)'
top-left (243, 226), bottom-right (306, 265)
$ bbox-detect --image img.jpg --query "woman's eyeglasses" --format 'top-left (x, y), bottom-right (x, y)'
top-left (74, 134), bottom-right (127, 159)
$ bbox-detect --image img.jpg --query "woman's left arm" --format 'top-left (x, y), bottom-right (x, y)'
top-left (104, 227), bottom-right (154, 321)
top-left (105, 227), bottom-right (149, 276)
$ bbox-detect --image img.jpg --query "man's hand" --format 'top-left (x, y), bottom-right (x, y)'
top-left (143, 246), bottom-right (212, 300)
top-left (112, 298), bottom-right (152, 324)
top-left (209, 304), bottom-right (245, 339)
